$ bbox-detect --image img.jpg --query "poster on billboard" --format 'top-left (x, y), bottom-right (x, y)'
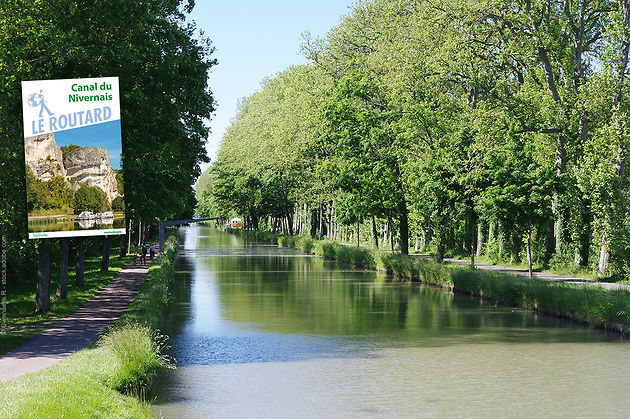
top-left (21, 77), bottom-right (126, 239)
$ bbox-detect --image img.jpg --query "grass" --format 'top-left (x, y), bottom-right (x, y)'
top-left (118, 236), bottom-right (178, 329)
top-left (1, 250), bottom-right (132, 355)
top-left (0, 327), bottom-right (160, 418)
top-left (0, 235), bottom-right (180, 417)
top-left (233, 228), bottom-right (630, 334)
top-left (451, 268), bottom-right (630, 333)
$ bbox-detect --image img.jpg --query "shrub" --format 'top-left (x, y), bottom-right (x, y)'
top-left (98, 325), bottom-right (173, 397)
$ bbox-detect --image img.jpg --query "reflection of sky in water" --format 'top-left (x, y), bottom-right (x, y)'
top-left (153, 227), bottom-right (630, 418)
top-left (55, 120), bottom-right (122, 169)
top-left (172, 333), bottom-right (369, 366)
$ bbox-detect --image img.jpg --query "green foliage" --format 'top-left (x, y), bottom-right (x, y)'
top-left (112, 196), bottom-right (125, 212)
top-left (25, 167), bottom-right (75, 213)
top-left (74, 184), bottom-right (110, 213)
top-left (202, 0), bottom-right (630, 279)
top-left (115, 169), bottom-right (124, 197)
top-left (98, 325), bottom-right (171, 396)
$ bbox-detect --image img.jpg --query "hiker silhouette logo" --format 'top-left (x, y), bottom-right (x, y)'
top-left (27, 90), bottom-right (54, 118)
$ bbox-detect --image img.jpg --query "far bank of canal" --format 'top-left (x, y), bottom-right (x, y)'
top-left (152, 226), bottom-right (630, 418)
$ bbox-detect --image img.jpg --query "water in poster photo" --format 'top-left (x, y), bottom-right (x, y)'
top-left (21, 77), bottom-right (125, 239)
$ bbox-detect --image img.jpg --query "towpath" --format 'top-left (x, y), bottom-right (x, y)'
top-left (419, 254), bottom-right (630, 292)
top-left (339, 242), bottom-right (630, 292)
top-left (0, 259), bottom-right (151, 383)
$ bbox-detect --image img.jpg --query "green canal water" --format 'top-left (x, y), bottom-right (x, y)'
top-left (152, 227), bottom-right (630, 418)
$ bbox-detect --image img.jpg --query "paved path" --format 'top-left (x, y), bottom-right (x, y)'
top-left (0, 261), bottom-right (151, 383)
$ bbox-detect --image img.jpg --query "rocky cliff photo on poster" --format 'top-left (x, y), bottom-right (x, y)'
top-left (22, 77), bottom-right (125, 239)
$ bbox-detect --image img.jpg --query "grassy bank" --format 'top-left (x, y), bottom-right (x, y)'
top-left (233, 229), bottom-right (630, 335)
top-left (0, 235), bottom-right (180, 417)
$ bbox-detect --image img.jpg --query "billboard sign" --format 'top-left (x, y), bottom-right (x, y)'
top-left (22, 77), bottom-right (126, 239)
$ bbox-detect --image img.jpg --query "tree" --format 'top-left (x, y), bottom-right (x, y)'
top-left (479, 133), bottom-right (555, 277)
top-left (35, 240), bottom-right (51, 314)
top-left (56, 238), bottom-right (69, 300)
top-left (112, 196), bottom-right (125, 212)
top-left (74, 185), bottom-right (109, 213)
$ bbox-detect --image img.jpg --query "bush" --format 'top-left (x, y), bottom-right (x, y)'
top-left (99, 325), bottom-right (173, 396)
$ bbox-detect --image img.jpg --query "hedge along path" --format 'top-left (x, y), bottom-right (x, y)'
top-left (0, 258), bottom-right (154, 383)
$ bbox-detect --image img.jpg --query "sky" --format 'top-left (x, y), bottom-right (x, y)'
top-left (55, 121), bottom-right (122, 169)
top-left (188, 0), bottom-right (355, 173)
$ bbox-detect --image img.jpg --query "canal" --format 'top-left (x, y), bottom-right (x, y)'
top-left (153, 226), bottom-right (630, 418)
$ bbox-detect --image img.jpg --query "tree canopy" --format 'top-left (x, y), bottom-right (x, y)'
top-left (199, 0), bottom-right (630, 280)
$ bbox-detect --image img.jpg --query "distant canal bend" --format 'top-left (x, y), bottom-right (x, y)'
top-left (153, 226), bottom-right (630, 418)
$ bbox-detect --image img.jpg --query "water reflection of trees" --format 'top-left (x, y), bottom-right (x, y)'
top-left (187, 229), bottom-right (611, 344)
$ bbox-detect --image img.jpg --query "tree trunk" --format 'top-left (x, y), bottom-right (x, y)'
top-left (101, 236), bottom-right (111, 272)
top-left (435, 225), bottom-right (445, 263)
top-left (382, 222), bottom-right (388, 249)
top-left (487, 222), bottom-right (495, 257)
top-left (420, 228), bottom-right (426, 253)
top-left (56, 238), bottom-right (69, 300)
top-left (575, 196), bottom-right (592, 268)
top-left (127, 219), bottom-right (132, 255)
top-left (388, 217), bottom-right (395, 253)
top-left (356, 220), bottom-right (360, 247)
top-left (119, 220), bottom-right (128, 260)
top-left (398, 200), bottom-right (409, 255)
top-left (318, 203), bottom-right (323, 238)
top-left (371, 215), bottom-right (379, 248)
top-left (527, 229), bottom-right (533, 278)
top-left (498, 228), bottom-right (505, 260)
top-left (599, 0), bottom-right (630, 277)
top-left (463, 216), bottom-right (472, 254)
top-left (475, 222), bottom-right (484, 258)
top-left (287, 213), bottom-right (294, 236)
top-left (470, 217), bottom-right (477, 269)
top-left (544, 221), bottom-right (554, 266)
top-left (553, 196), bottom-right (565, 256)
top-left (598, 232), bottom-right (610, 277)
top-left (35, 240), bottom-right (51, 314)
top-left (553, 133), bottom-right (567, 256)
top-left (328, 201), bottom-right (334, 239)
top-left (76, 239), bottom-right (84, 287)
top-left (511, 231), bottom-right (522, 264)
